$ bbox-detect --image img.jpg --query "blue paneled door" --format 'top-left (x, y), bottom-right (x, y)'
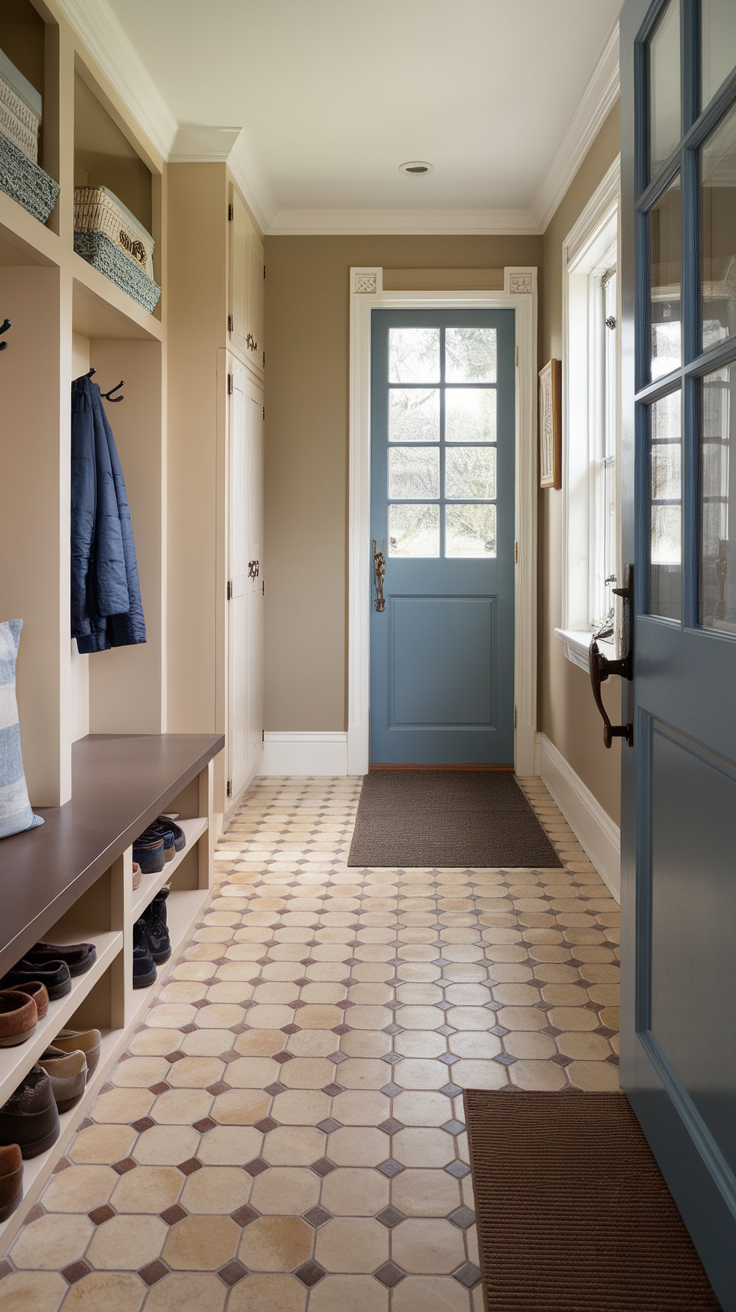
top-left (369, 309), bottom-right (515, 764)
top-left (620, 1), bottom-right (736, 1306)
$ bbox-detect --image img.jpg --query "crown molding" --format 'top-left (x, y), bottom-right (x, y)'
top-left (170, 125), bottom-right (242, 163)
top-left (227, 132), bottom-right (279, 238)
top-left (267, 207), bottom-right (541, 236)
top-left (531, 21), bottom-right (621, 232)
top-left (55, 0), bottom-right (178, 161)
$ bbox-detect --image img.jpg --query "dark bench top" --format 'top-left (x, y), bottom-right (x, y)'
top-left (0, 733), bottom-right (224, 977)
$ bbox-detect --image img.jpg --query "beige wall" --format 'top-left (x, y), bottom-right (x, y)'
top-left (539, 101), bottom-right (622, 822)
top-left (263, 235), bottom-right (543, 731)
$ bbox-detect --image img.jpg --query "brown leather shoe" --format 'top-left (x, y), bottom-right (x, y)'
top-left (53, 1028), bottom-right (101, 1078)
top-left (5, 981), bottom-right (49, 1020)
top-left (0, 1144), bottom-right (23, 1222)
top-left (37, 1047), bottom-right (87, 1113)
top-left (0, 990), bottom-right (38, 1047)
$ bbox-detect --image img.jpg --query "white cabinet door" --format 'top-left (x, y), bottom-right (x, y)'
top-left (227, 362), bottom-right (263, 800)
top-left (229, 188), bottom-right (264, 371)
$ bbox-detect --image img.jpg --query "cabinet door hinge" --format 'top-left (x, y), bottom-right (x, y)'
top-left (262, 350), bottom-right (266, 367)
top-left (262, 405), bottom-right (265, 420)
top-left (262, 579), bottom-right (265, 596)
top-left (514, 706), bottom-right (518, 728)
top-left (228, 202), bottom-right (234, 221)
top-left (514, 540), bottom-right (519, 563)
top-left (261, 729), bottom-right (265, 742)
top-left (226, 779), bottom-right (232, 797)
top-left (515, 345), bottom-right (519, 366)
top-left (226, 580), bottom-right (232, 600)
top-left (227, 314), bottom-right (234, 332)
top-left (227, 373), bottom-right (233, 394)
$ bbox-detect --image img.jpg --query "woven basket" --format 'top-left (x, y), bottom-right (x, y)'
top-left (0, 108), bottom-right (38, 163)
top-left (0, 132), bottom-right (58, 223)
top-left (74, 229), bottom-right (161, 314)
top-left (74, 186), bottom-right (155, 278)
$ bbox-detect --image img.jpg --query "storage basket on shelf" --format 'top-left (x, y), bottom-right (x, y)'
top-left (0, 132), bottom-right (59, 224)
top-left (0, 47), bottom-right (42, 164)
top-left (73, 185), bottom-right (160, 313)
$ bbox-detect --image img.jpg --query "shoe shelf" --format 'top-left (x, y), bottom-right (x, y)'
top-left (131, 815), bottom-right (209, 921)
top-left (128, 887), bottom-right (210, 1020)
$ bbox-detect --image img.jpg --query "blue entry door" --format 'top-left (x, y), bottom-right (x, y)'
top-left (620, 2), bottom-right (736, 1306)
top-left (369, 309), bottom-right (515, 765)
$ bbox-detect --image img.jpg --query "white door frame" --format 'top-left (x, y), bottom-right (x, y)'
top-left (348, 266), bottom-right (539, 776)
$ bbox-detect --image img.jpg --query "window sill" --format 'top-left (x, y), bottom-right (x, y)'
top-left (554, 628), bottom-right (615, 672)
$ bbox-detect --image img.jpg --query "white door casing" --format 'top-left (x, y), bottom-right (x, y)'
top-left (348, 267), bottom-right (538, 776)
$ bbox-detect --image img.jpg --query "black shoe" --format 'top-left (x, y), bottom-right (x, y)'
top-left (1, 960), bottom-right (71, 1001)
top-left (143, 886), bottom-right (171, 964)
top-left (0, 1066), bottom-right (60, 1159)
top-left (156, 816), bottom-right (186, 852)
top-left (25, 941), bottom-right (96, 977)
top-left (132, 919), bottom-right (157, 989)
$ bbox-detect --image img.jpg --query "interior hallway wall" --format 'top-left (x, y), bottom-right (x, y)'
top-left (540, 101), bottom-right (622, 823)
top-left (263, 234), bottom-right (543, 733)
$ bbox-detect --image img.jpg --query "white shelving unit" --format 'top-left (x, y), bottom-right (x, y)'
top-left (130, 815), bottom-right (208, 921)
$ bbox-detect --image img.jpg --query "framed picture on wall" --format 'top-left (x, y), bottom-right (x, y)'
top-left (539, 358), bottom-right (561, 489)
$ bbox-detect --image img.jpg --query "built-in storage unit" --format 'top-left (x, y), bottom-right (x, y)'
top-left (0, 732), bottom-right (222, 1247)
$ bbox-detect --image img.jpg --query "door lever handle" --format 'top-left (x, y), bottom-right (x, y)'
top-left (589, 564), bottom-right (634, 748)
top-left (373, 540), bottom-right (386, 612)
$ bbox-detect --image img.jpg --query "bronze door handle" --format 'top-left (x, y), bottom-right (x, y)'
top-left (373, 540), bottom-right (386, 612)
top-left (589, 565), bottom-right (634, 748)
top-left (248, 560), bottom-right (259, 579)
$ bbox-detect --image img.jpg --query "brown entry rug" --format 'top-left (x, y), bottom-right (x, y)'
top-left (464, 1090), bottom-right (721, 1311)
top-left (347, 771), bottom-right (562, 868)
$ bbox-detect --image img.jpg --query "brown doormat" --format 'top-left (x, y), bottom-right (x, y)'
top-left (464, 1089), bottom-right (722, 1311)
top-left (347, 771), bottom-right (562, 868)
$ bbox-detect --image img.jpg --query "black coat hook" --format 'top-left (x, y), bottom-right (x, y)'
top-left (84, 367), bottom-right (96, 378)
top-left (101, 380), bottom-right (125, 402)
top-left (0, 319), bottom-right (10, 352)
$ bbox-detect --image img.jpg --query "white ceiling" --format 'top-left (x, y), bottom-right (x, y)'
top-left (99, 0), bottom-right (622, 231)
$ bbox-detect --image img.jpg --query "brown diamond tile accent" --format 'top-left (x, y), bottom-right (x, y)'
top-left (149, 1081), bottom-right (170, 1095)
top-left (88, 1205), bottom-right (115, 1226)
top-left (489, 1025), bottom-right (508, 1037)
top-left (380, 1082), bottom-right (402, 1097)
top-left (62, 1261), bottom-right (91, 1285)
top-left (281, 1024), bottom-right (300, 1035)
top-left (445, 1161), bottom-right (471, 1178)
top-left (193, 998), bottom-right (210, 1009)
top-left (273, 1051), bottom-right (294, 1064)
top-left (294, 977), bottom-right (311, 987)
top-left (441, 1120), bottom-right (465, 1135)
top-left (221, 1050), bottom-right (241, 1063)
top-left (132, 1116), bottom-right (156, 1133)
top-left (316, 1118), bottom-right (341, 1134)
top-left (454, 1262), bottom-right (482, 1288)
top-left (374, 1261), bottom-right (405, 1288)
top-left (139, 1260), bottom-right (168, 1286)
top-left (300, 958), bottom-right (315, 966)
top-left (440, 1083), bottom-right (463, 1098)
top-left (165, 1050), bottom-right (186, 1063)
top-left (438, 1053), bottom-right (460, 1065)
top-left (331, 1024), bottom-right (351, 1035)
top-left (310, 1157), bottom-right (336, 1177)
top-left (218, 1259), bottom-right (248, 1287)
top-left (193, 1117), bottom-right (217, 1133)
top-left (383, 1023), bottom-right (402, 1035)
top-left (550, 1053), bottom-right (573, 1067)
top-left (0, 1260), bottom-right (12, 1280)
top-left (244, 1157), bottom-right (269, 1177)
top-left (254, 1117), bottom-right (278, 1133)
top-left (77, 1117), bottom-right (94, 1131)
top-left (206, 1081), bottom-right (230, 1095)
top-left (383, 1052), bottom-right (402, 1065)
top-left (303, 1205), bottom-right (331, 1227)
top-left (448, 1206), bottom-right (476, 1229)
top-left (376, 1159), bottom-right (403, 1178)
top-left (295, 1260), bottom-right (325, 1288)
top-left (493, 1053), bottom-right (516, 1067)
top-left (112, 1157), bottom-right (136, 1175)
top-left (321, 1083), bottom-right (343, 1097)
top-left (99, 1082), bottom-right (115, 1095)
top-left (231, 1203), bottom-right (259, 1227)
top-left (52, 1156), bottom-right (71, 1174)
top-left (177, 1158), bottom-right (203, 1176)
top-left (264, 1081), bottom-right (286, 1096)
top-left (180, 1023), bottom-right (197, 1033)
top-left (376, 1206), bottom-right (404, 1228)
top-left (378, 1118), bottom-right (403, 1135)
top-left (160, 1204), bottom-right (187, 1226)
top-left (292, 998), bottom-right (307, 1009)
top-left (327, 1051), bottom-right (348, 1064)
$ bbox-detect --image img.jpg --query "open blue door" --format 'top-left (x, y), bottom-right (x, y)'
top-left (620, 2), bottom-right (736, 1304)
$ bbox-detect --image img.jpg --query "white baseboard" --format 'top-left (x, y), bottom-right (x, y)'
top-left (260, 732), bottom-right (349, 777)
top-left (539, 733), bottom-right (620, 903)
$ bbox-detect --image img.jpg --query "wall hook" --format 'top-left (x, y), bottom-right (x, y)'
top-left (101, 380), bottom-right (125, 402)
top-left (84, 367), bottom-right (96, 378)
top-left (0, 318), bottom-right (10, 351)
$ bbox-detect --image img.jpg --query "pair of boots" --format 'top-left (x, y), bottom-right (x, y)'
top-left (133, 886), bottom-right (171, 988)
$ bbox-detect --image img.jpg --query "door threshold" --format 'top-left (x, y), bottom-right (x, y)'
top-left (369, 763), bottom-right (515, 771)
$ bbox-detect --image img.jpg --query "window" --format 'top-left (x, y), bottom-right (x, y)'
top-left (556, 158), bottom-right (621, 670)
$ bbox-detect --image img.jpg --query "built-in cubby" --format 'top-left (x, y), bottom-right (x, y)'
top-left (0, 0), bottom-right (59, 212)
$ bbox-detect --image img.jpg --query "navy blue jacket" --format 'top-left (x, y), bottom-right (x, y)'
top-left (71, 377), bottom-right (146, 653)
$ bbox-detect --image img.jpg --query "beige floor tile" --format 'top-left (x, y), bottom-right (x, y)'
top-left (61, 1271), bottom-right (145, 1309)
top-left (90, 1087), bottom-right (153, 1125)
top-left (128, 1027), bottom-right (182, 1055)
top-left (226, 1056), bottom-right (280, 1088)
top-left (162, 1214), bottom-right (239, 1269)
top-left (228, 1274), bottom-right (308, 1312)
top-left (546, 1006), bottom-right (599, 1031)
top-left (111, 1055), bottom-right (170, 1087)
top-left (250, 1166), bottom-right (321, 1215)
top-left (448, 1032), bottom-right (501, 1060)
top-left (336, 1058), bottom-right (391, 1089)
top-left (234, 1028), bottom-right (286, 1055)
top-left (449, 1059), bottom-right (508, 1090)
top-left (345, 1004), bottom-right (393, 1029)
top-left (332, 1089), bottom-right (390, 1125)
top-left (393, 1128), bottom-right (454, 1168)
top-left (159, 980), bottom-right (208, 1003)
top-left (142, 1272), bottom-right (228, 1312)
top-left (151, 1088), bottom-right (213, 1124)
top-left (144, 1004), bottom-right (197, 1029)
top-left (11, 1213), bottom-right (93, 1270)
top-left (111, 1165), bottom-right (182, 1213)
top-left (510, 1059), bottom-right (567, 1090)
top-left (327, 1127), bottom-right (388, 1167)
top-left (339, 1030), bottom-right (392, 1057)
top-left (86, 1213), bottom-right (167, 1269)
top-left (198, 1125), bottom-right (262, 1165)
top-left (181, 1165), bottom-right (252, 1213)
top-left (286, 1029), bottom-right (338, 1058)
top-left (391, 1275), bottom-right (471, 1311)
top-left (392, 1217), bottom-right (465, 1273)
top-left (177, 1029), bottom-right (232, 1057)
top-left (69, 1123), bottom-right (137, 1165)
top-left (42, 1164), bottom-right (116, 1213)
top-left (307, 1275), bottom-right (388, 1312)
top-left (391, 1168), bottom-right (461, 1217)
top-left (263, 1125), bottom-right (326, 1165)
top-left (239, 1215), bottom-right (313, 1271)
top-left (0, 1272), bottom-right (66, 1312)
top-left (320, 1167), bottom-right (389, 1216)
top-left (394, 1059), bottom-right (451, 1090)
top-left (314, 1216), bottom-right (388, 1273)
top-left (393, 1090), bottom-right (453, 1127)
top-left (567, 1060), bottom-right (621, 1090)
top-left (557, 1031), bottom-right (614, 1061)
top-left (394, 1031), bottom-right (446, 1058)
top-left (503, 1031), bottom-right (557, 1060)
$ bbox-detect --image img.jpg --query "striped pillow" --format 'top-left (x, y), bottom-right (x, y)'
top-left (0, 619), bottom-right (43, 839)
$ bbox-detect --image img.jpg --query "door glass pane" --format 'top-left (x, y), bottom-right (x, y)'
top-left (649, 0), bottom-right (681, 178)
top-left (650, 174), bottom-right (682, 379)
top-left (445, 388), bottom-right (497, 442)
top-left (649, 390), bottom-right (682, 621)
top-left (700, 364), bottom-right (736, 632)
top-left (445, 328), bottom-right (497, 382)
top-left (701, 0), bottom-right (736, 108)
top-left (389, 327), bottom-right (440, 383)
top-left (701, 102), bottom-right (736, 352)
top-left (389, 503), bottom-right (440, 556)
top-left (446, 447), bottom-right (497, 500)
top-left (446, 504), bottom-right (497, 558)
top-left (389, 447), bottom-right (440, 499)
top-left (389, 388), bottom-right (439, 442)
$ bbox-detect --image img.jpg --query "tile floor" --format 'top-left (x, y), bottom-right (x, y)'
top-left (0, 775), bottom-right (620, 1311)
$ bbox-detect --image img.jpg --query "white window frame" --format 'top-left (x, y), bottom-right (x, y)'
top-left (556, 156), bottom-right (621, 671)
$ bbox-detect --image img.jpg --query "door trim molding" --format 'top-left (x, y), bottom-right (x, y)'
top-left (262, 731), bottom-right (348, 776)
top-left (348, 267), bottom-right (538, 776)
top-left (539, 732), bottom-right (621, 901)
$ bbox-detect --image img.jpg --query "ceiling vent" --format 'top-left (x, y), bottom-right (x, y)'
top-left (399, 161), bottom-right (434, 175)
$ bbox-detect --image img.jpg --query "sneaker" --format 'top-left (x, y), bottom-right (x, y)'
top-left (5, 981), bottom-right (49, 1020)
top-left (53, 1028), bottom-right (102, 1079)
top-left (157, 816), bottom-right (186, 852)
top-left (133, 834), bottom-right (165, 874)
top-left (142, 886), bottom-right (171, 964)
top-left (132, 919), bottom-right (157, 988)
top-left (0, 960), bottom-right (71, 1001)
top-left (37, 1047), bottom-right (87, 1113)
top-left (0, 1145), bottom-right (23, 1223)
top-left (0, 1067), bottom-right (60, 1159)
top-left (25, 941), bottom-right (96, 977)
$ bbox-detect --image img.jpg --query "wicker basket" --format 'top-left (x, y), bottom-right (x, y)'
top-left (0, 105), bottom-right (39, 162)
top-left (74, 186), bottom-right (155, 278)
top-left (0, 49), bottom-right (41, 164)
top-left (0, 132), bottom-right (58, 223)
top-left (74, 229), bottom-right (161, 314)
